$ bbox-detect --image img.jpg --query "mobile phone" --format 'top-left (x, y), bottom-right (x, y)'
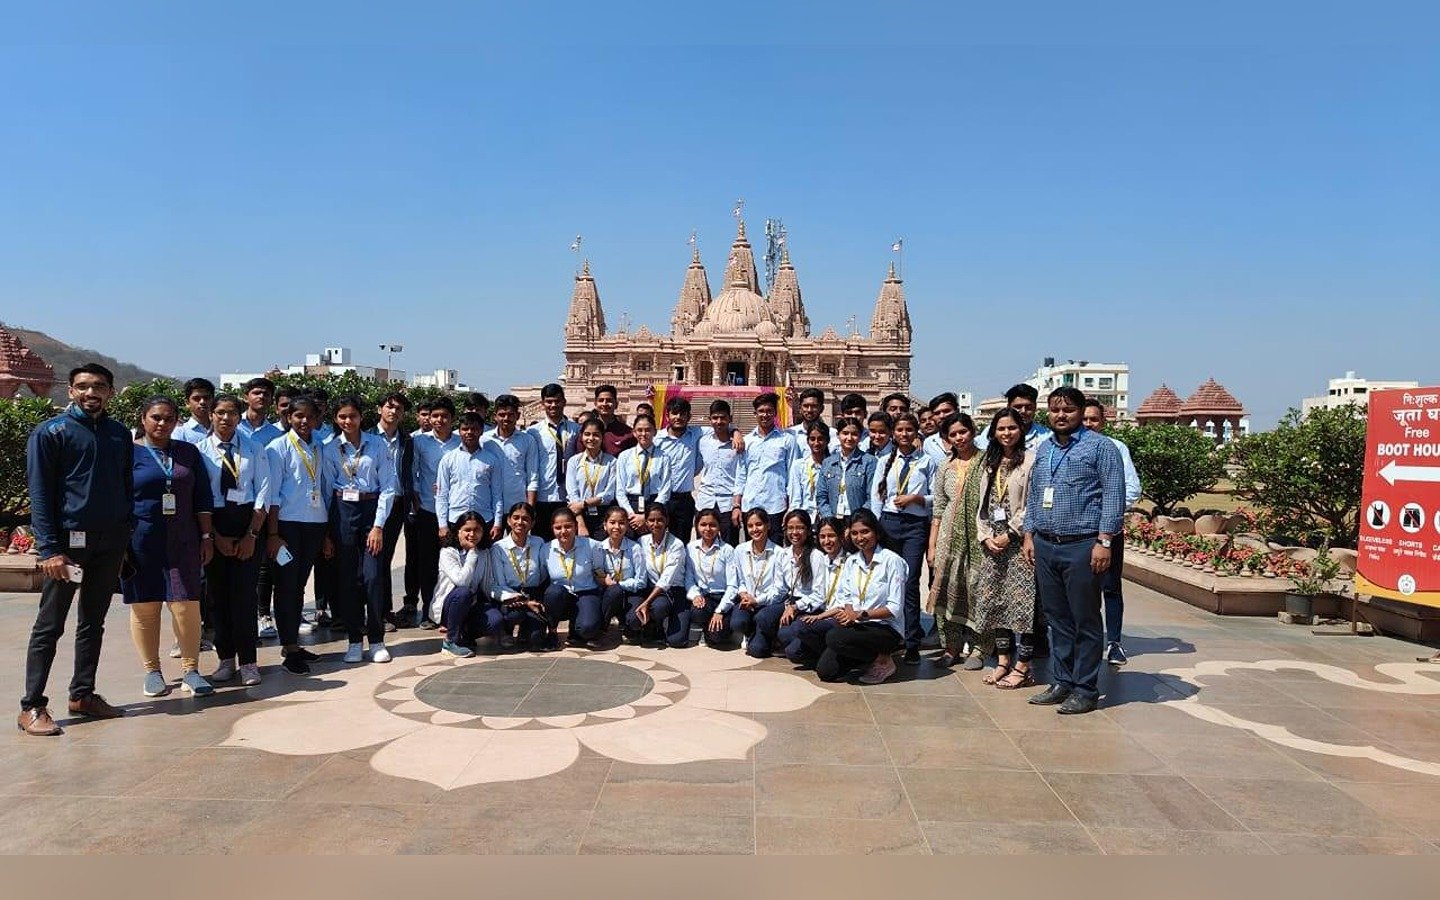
top-left (65, 564), bottom-right (84, 583)
top-left (275, 546), bottom-right (294, 567)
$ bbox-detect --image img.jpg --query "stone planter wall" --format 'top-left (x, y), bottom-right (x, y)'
top-left (0, 554), bottom-right (42, 592)
top-left (1122, 550), bottom-right (1342, 618)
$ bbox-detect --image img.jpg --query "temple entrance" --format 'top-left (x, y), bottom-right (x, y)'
top-left (723, 361), bottom-right (748, 386)
top-left (697, 360), bottom-right (714, 385)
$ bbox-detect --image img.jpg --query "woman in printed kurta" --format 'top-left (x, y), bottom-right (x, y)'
top-left (925, 413), bottom-right (982, 668)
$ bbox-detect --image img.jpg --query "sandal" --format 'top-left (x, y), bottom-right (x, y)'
top-left (982, 663), bottom-right (1011, 686)
top-left (995, 666), bottom-right (1035, 690)
top-left (936, 651), bottom-right (957, 669)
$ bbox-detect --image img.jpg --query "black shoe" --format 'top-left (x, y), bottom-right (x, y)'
top-left (1028, 684), bottom-right (1071, 706)
top-left (902, 649), bottom-right (922, 665)
top-left (1106, 642), bottom-right (1128, 667)
top-left (294, 648), bottom-right (320, 661)
top-left (282, 652), bottom-right (311, 675)
top-left (418, 618), bottom-right (439, 631)
top-left (1057, 694), bottom-right (1098, 715)
top-left (316, 611), bottom-right (332, 628)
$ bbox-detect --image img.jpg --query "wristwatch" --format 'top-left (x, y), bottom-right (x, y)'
top-left (858, 609), bottom-right (870, 621)
top-left (200, 533), bottom-right (213, 542)
top-left (1098, 537), bottom-right (1113, 549)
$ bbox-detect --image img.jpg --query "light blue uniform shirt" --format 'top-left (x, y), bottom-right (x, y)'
top-left (654, 425), bottom-right (703, 494)
top-left (483, 429), bottom-right (540, 512)
top-left (174, 416), bottom-right (211, 445)
top-left (736, 427), bottom-right (797, 515)
top-left (788, 421), bottom-right (839, 458)
top-left (975, 421), bottom-right (1051, 452)
top-left (799, 551), bottom-right (849, 613)
top-left (266, 431), bottom-right (333, 524)
top-left (195, 432), bottom-right (272, 511)
top-left (786, 456), bottom-right (825, 518)
top-left (323, 432), bottom-right (400, 526)
top-left (413, 431), bottom-right (461, 514)
top-left (488, 534), bottom-right (548, 599)
top-left (616, 445), bottom-right (672, 512)
top-left (639, 531), bottom-right (687, 591)
top-left (685, 539), bottom-right (736, 602)
top-left (594, 536), bottom-right (646, 594)
top-left (565, 451), bottom-right (617, 509)
top-left (922, 433), bottom-right (950, 467)
top-left (238, 414), bottom-right (283, 447)
top-left (697, 430), bottom-right (741, 512)
top-left (718, 541), bottom-right (791, 613)
top-left (436, 442), bottom-right (504, 526)
top-left (544, 538), bottom-right (603, 593)
top-left (313, 423), bottom-right (337, 445)
top-left (869, 447), bottom-right (936, 518)
top-left (529, 417), bottom-right (581, 502)
top-left (835, 549), bottom-right (907, 636)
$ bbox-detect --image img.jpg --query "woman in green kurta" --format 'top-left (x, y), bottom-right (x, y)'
top-left (925, 413), bottom-right (982, 668)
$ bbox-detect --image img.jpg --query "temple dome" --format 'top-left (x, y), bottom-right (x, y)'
top-left (756, 320), bottom-right (779, 338)
top-left (702, 279), bottom-right (773, 334)
top-left (1136, 384), bottom-right (1183, 419)
top-left (1179, 378), bottom-right (1246, 417)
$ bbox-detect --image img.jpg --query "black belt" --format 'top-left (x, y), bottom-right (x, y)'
top-left (335, 491), bottom-right (380, 501)
top-left (1034, 530), bottom-right (1098, 545)
top-left (626, 493), bottom-right (656, 507)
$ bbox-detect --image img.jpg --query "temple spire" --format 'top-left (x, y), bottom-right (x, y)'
top-left (671, 242), bottom-right (713, 337)
top-left (564, 260), bottom-right (606, 342)
top-left (869, 261), bottom-right (911, 346)
top-left (721, 218), bottom-right (762, 294)
top-left (767, 241), bottom-right (809, 339)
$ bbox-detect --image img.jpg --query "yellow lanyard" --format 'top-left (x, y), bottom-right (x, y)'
top-left (896, 453), bottom-right (915, 494)
top-left (856, 558), bottom-right (878, 603)
top-left (697, 542), bottom-right (720, 582)
top-left (606, 542), bottom-right (626, 580)
top-left (648, 538), bottom-right (667, 575)
top-left (637, 449), bottom-right (651, 492)
top-left (216, 438), bottom-right (241, 482)
top-left (340, 438), bottom-right (364, 480)
top-left (824, 559), bottom-right (843, 604)
top-left (555, 545), bottom-right (576, 582)
top-left (507, 545), bottom-right (532, 584)
top-left (287, 431), bottom-right (317, 484)
top-left (806, 461), bottom-right (818, 495)
top-left (582, 454), bottom-right (603, 493)
top-left (748, 548), bottom-right (771, 588)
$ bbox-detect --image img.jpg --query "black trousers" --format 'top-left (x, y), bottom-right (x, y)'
top-left (403, 509), bottom-right (440, 622)
top-left (534, 500), bottom-right (566, 542)
top-left (717, 509), bottom-right (740, 547)
top-left (377, 502), bottom-right (406, 614)
top-left (817, 622), bottom-right (902, 682)
top-left (273, 520), bottom-right (326, 647)
top-left (667, 491), bottom-right (696, 544)
top-left (207, 504), bottom-right (261, 665)
top-left (22, 525), bottom-right (129, 710)
top-left (332, 498), bottom-right (386, 644)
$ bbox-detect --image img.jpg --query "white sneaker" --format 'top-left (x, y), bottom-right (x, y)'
top-left (240, 663), bottom-right (262, 686)
top-left (344, 642), bottom-right (364, 663)
top-left (257, 617), bottom-right (278, 639)
top-left (297, 619), bottom-right (316, 636)
top-left (369, 644), bottom-right (392, 663)
top-left (858, 656), bottom-right (898, 685)
top-left (168, 642), bottom-right (181, 659)
top-left (211, 659), bottom-right (237, 682)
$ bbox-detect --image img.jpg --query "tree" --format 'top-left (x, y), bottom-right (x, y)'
top-left (0, 396), bottom-right (59, 524)
top-left (109, 377), bottom-right (183, 432)
top-left (1228, 404), bottom-right (1367, 548)
top-left (1110, 422), bottom-right (1225, 515)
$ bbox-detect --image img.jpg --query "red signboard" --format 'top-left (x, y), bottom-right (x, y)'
top-left (1355, 386), bottom-right (1440, 608)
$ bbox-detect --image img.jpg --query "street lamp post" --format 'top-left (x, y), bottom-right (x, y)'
top-left (379, 343), bottom-right (404, 383)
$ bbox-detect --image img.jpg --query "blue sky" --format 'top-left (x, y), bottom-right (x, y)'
top-left (2, 3), bottom-right (1436, 427)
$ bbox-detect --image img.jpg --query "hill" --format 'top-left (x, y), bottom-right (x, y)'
top-left (1, 322), bottom-right (175, 403)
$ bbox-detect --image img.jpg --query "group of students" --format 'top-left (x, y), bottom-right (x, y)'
top-left (18, 362), bottom-right (1137, 738)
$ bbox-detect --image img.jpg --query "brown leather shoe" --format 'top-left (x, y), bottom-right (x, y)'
top-left (68, 693), bottom-right (124, 719)
top-left (17, 707), bottom-right (63, 736)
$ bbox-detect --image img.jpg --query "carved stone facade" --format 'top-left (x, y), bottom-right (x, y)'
top-left (553, 220), bottom-right (912, 416)
top-left (0, 325), bottom-right (56, 400)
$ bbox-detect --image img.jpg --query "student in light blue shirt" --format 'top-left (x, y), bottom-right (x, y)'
top-left (173, 377), bottom-right (216, 444)
top-left (482, 394), bottom-right (539, 516)
top-left (712, 508), bottom-right (792, 658)
top-left (565, 416), bottom-right (617, 537)
top-left (974, 384), bottom-right (1052, 451)
top-left (786, 421), bottom-right (830, 520)
top-left (696, 399), bottom-right (743, 545)
top-left (236, 377), bottom-right (283, 448)
top-left (488, 502), bottom-right (551, 651)
top-left (787, 387), bottom-right (839, 457)
top-left (921, 392), bottom-right (962, 466)
top-left (407, 397), bottom-right (460, 625)
top-left (778, 516), bottom-right (850, 667)
top-left (655, 397), bottom-right (703, 543)
top-left (616, 414), bottom-right (671, 532)
top-left (631, 503), bottom-right (689, 648)
top-left (594, 505), bottom-right (646, 642)
top-left (735, 392), bottom-right (797, 544)
top-left (323, 395), bottom-right (400, 664)
top-left (865, 412), bottom-right (895, 460)
top-left (263, 397), bottom-right (332, 675)
top-left (685, 508), bottom-right (737, 647)
top-left (529, 383), bottom-right (582, 542)
top-left (542, 507), bottom-right (606, 647)
top-left (868, 411), bottom-right (935, 663)
top-left (815, 509), bottom-right (906, 684)
top-left (436, 412), bottom-right (505, 541)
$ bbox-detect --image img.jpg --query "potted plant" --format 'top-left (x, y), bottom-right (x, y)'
top-left (1284, 543), bottom-right (1342, 623)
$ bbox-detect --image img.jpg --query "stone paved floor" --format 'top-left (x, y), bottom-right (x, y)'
top-left (3, 568), bottom-right (1440, 855)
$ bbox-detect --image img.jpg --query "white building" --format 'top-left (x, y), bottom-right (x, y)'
top-left (218, 346), bottom-right (406, 390)
top-left (1025, 358), bottom-right (1131, 419)
top-left (410, 368), bottom-right (477, 392)
top-left (1302, 371), bottom-right (1419, 414)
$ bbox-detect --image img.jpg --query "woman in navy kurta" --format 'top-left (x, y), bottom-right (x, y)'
top-left (121, 396), bottom-right (215, 698)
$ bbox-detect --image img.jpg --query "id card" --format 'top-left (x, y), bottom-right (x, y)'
top-left (309, 489), bottom-right (322, 509)
top-left (1042, 487), bottom-right (1055, 509)
top-left (226, 488), bottom-right (248, 504)
top-left (342, 488), bottom-right (361, 503)
top-left (990, 505), bottom-right (1009, 522)
top-left (69, 531), bottom-right (87, 549)
top-left (161, 492), bottom-right (178, 515)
